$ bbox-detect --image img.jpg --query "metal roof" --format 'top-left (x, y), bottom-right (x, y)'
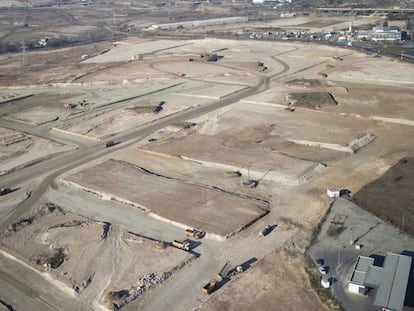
top-left (365, 253), bottom-right (412, 311)
top-left (350, 256), bottom-right (374, 285)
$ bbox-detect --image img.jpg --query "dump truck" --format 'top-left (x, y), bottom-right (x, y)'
top-left (185, 228), bottom-right (205, 239)
top-left (201, 280), bottom-right (218, 294)
top-left (172, 240), bottom-right (190, 251)
top-left (218, 261), bottom-right (232, 279)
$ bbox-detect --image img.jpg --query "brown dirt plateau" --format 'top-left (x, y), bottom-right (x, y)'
top-left (65, 160), bottom-right (268, 236)
top-left (199, 250), bottom-right (329, 311)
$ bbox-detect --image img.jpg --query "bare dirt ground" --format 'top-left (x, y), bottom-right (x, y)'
top-left (1, 33), bottom-right (414, 311)
top-left (0, 201), bottom-right (192, 310)
top-left (0, 42), bottom-right (112, 86)
top-left (142, 132), bottom-right (318, 186)
top-left (199, 249), bottom-right (330, 311)
top-left (0, 127), bottom-right (74, 175)
top-left (65, 159), bottom-right (269, 237)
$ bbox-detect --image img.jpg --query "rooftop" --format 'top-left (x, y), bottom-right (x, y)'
top-left (365, 253), bottom-right (412, 311)
top-left (350, 253), bottom-right (412, 311)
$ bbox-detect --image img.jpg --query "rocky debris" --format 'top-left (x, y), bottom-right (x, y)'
top-left (110, 272), bottom-right (166, 311)
top-left (108, 256), bottom-right (194, 310)
top-left (0, 133), bottom-right (31, 146)
top-left (33, 247), bottom-right (66, 269)
top-left (347, 133), bottom-right (376, 153)
top-left (299, 163), bottom-right (327, 184)
top-left (7, 218), bottom-right (34, 234)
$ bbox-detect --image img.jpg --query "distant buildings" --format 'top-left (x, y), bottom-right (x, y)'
top-left (251, 0), bottom-right (292, 5)
top-left (356, 25), bottom-right (403, 42)
top-left (371, 25), bottom-right (402, 41)
top-left (150, 17), bottom-right (248, 30)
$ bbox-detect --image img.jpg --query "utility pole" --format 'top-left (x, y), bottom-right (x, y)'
top-left (21, 39), bottom-right (28, 66)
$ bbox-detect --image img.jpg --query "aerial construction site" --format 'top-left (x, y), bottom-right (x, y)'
top-left (1, 1), bottom-right (414, 311)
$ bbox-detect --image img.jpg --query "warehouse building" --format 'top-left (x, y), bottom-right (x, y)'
top-left (348, 253), bottom-right (412, 311)
top-left (371, 25), bottom-right (402, 42)
top-left (150, 17), bottom-right (248, 30)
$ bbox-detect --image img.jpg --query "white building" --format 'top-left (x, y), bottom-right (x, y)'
top-left (327, 189), bottom-right (340, 198)
top-left (371, 25), bottom-right (401, 42)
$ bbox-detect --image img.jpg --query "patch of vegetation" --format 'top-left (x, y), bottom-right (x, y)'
top-left (286, 79), bottom-right (322, 87)
top-left (303, 254), bottom-right (345, 311)
top-left (48, 248), bottom-right (66, 269)
top-left (288, 92), bottom-right (338, 109)
top-left (353, 157), bottom-right (414, 236)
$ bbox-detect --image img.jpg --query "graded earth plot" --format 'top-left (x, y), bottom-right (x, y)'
top-left (64, 159), bottom-right (269, 238)
top-left (55, 88), bottom-right (201, 140)
top-left (142, 133), bottom-right (320, 186)
top-left (82, 39), bottom-right (193, 64)
top-left (75, 60), bottom-right (172, 83)
top-left (172, 80), bottom-right (248, 100)
top-left (200, 250), bottom-right (329, 311)
top-left (0, 202), bottom-right (192, 310)
top-left (0, 43), bottom-right (111, 86)
top-left (328, 83), bottom-right (414, 123)
top-left (115, 148), bottom-right (272, 200)
top-left (143, 101), bottom-right (376, 176)
top-left (0, 127), bottom-right (73, 175)
top-left (2, 93), bottom-right (81, 125)
top-left (325, 54), bottom-right (414, 86)
top-left (150, 60), bottom-right (258, 86)
top-left (276, 44), bottom-right (340, 73)
top-left (234, 101), bottom-right (376, 152)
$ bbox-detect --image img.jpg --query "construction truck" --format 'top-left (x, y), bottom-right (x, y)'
top-left (218, 261), bottom-right (232, 280)
top-left (185, 228), bottom-right (205, 239)
top-left (201, 261), bottom-right (232, 295)
top-left (201, 280), bottom-right (219, 294)
top-left (172, 240), bottom-right (190, 251)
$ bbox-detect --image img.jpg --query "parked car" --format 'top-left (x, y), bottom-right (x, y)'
top-left (105, 140), bottom-right (120, 148)
top-left (260, 225), bottom-right (273, 237)
top-left (319, 266), bottom-right (328, 275)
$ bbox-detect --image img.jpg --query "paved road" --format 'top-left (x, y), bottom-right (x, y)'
top-left (0, 252), bottom-right (93, 311)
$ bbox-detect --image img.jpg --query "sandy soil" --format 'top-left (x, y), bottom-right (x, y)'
top-left (65, 159), bottom-right (268, 237)
top-left (0, 201), bottom-right (191, 309)
top-left (2, 35), bottom-right (414, 311)
top-left (143, 133), bottom-right (317, 185)
top-left (0, 127), bottom-right (74, 175)
top-left (199, 249), bottom-right (330, 311)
